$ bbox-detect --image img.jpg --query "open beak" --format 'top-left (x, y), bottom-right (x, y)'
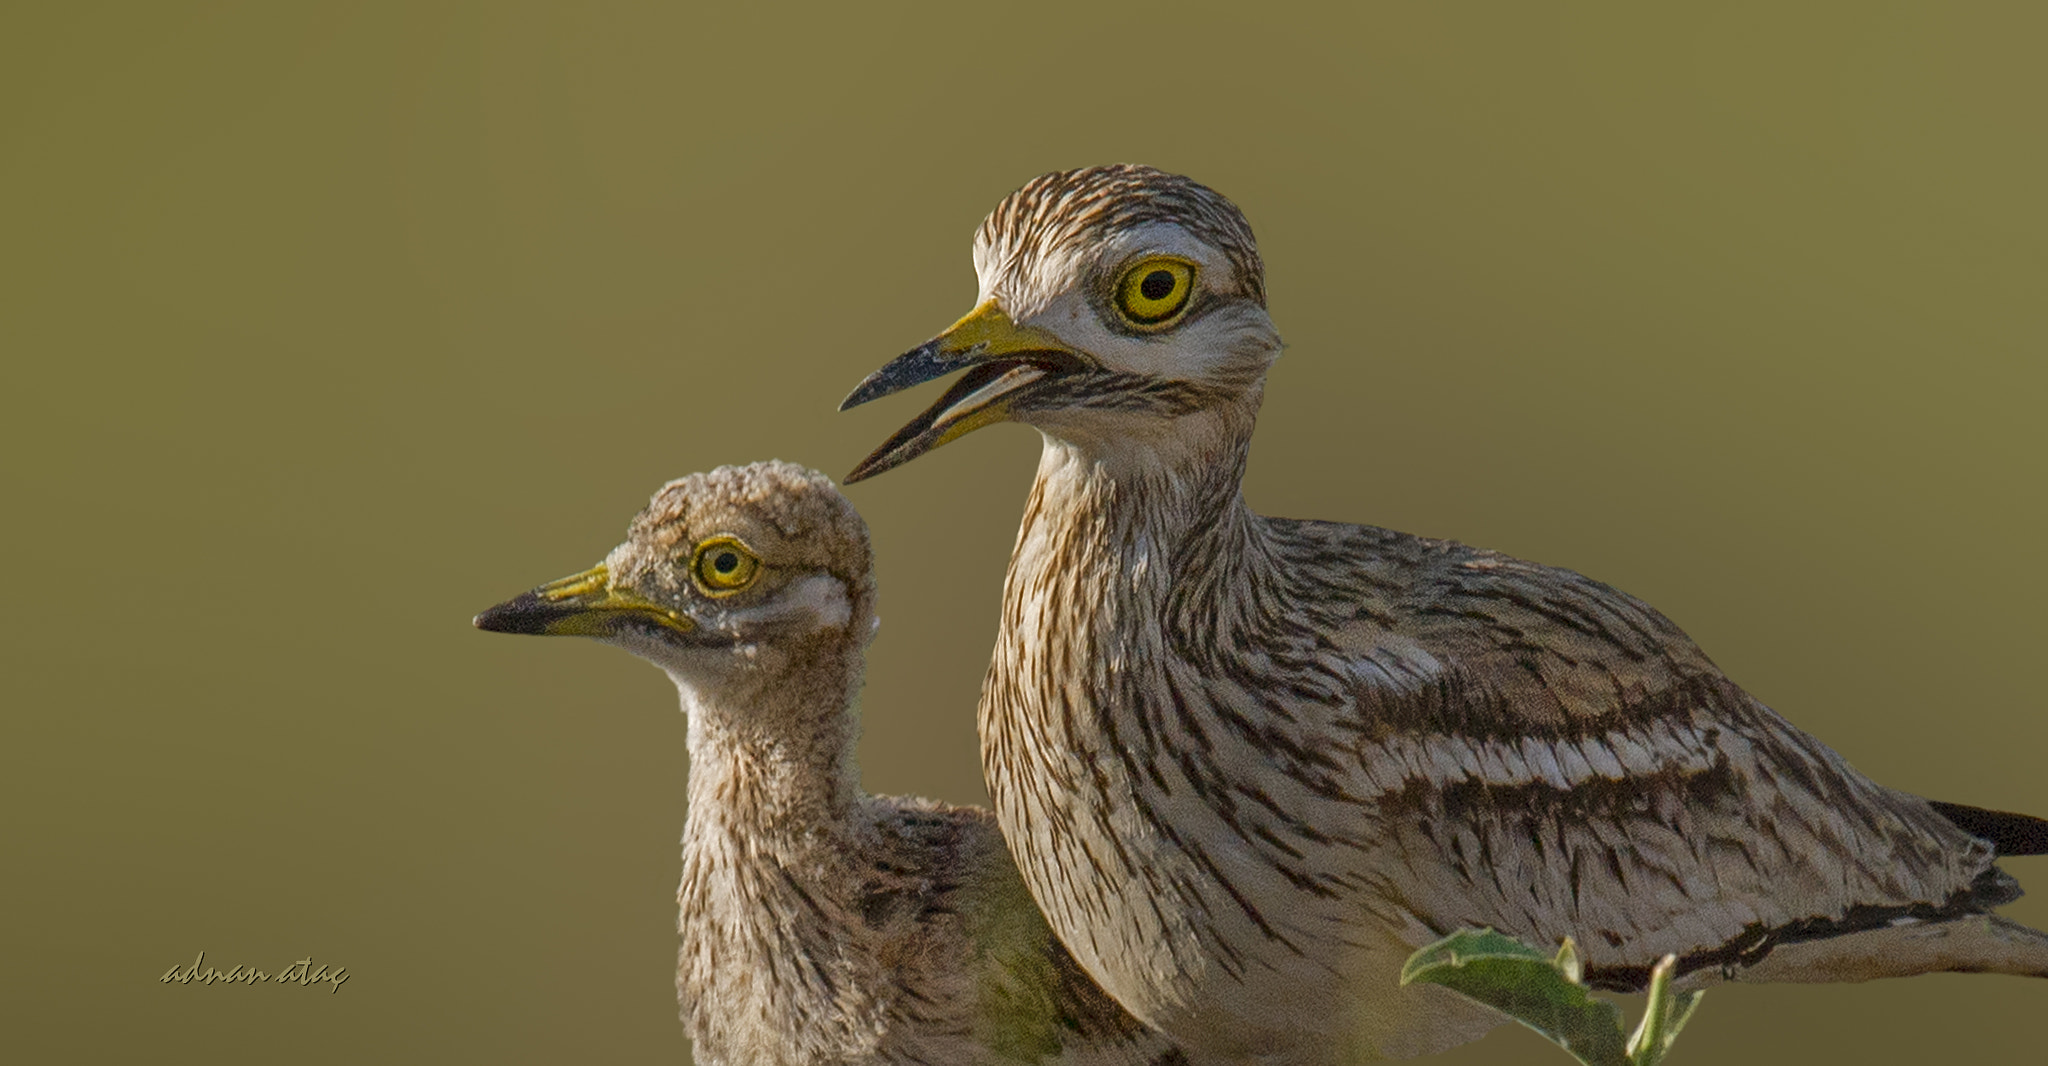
top-left (473, 565), bottom-right (696, 640)
top-left (839, 300), bottom-right (1086, 483)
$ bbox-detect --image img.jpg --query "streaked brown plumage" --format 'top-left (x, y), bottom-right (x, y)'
top-left (474, 462), bottom-right (1185, 1066)
top-left (841, 165), bottom-right (2048, 1063)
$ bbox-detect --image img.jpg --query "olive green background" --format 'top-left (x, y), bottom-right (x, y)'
top-left (4, 3), bottom-right (2043, 1062)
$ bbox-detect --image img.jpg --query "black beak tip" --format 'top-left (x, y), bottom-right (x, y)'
top-left (473, 594), bottom-right (545, 635)
top-left (839, 367), bottom-right (904, 412)
top-left (840, 339), bottom-right (957, 413)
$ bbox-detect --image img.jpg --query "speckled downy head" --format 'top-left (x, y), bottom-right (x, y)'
top-left (841, 164), bottom-right (1280, 480)
top-left (475, 462), bottom-right (875, 709)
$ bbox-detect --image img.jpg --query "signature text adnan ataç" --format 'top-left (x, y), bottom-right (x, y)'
top-left (160, 952), bottom-right (349, 993)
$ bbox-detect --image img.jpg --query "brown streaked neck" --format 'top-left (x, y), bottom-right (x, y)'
top-left (1010, 398), bottom-right (1281, 648)
top-left (666, 640), bottom-right (886, 1063)
top-left (671, 646), bottom-right (865, 867)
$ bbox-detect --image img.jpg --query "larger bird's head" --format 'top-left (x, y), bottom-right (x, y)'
top-left (841, 165), bottom-right (1279, 482)
top-left (474, 462), bottom-right (875, 702)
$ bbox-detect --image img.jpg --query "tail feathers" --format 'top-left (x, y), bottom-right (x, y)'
top-left (1928, 800), bottom-right (2048, 857)
top-left (1727, 914), bottom-right (2048, 986)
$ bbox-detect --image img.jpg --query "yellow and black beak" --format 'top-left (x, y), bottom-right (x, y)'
top-left (839, 300), bottom-right (1087, 483)
top-left (473, 565), bottom-right (696, 640)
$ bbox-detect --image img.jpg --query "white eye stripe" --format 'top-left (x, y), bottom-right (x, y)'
top-left (716, 573), bottom-right (851, 631)
top-left (788, 574), bottom-right (852, 629)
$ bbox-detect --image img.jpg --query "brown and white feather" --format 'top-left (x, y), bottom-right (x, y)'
top-left (908, 167), bottom-right (2048, 1064)
top-left (493, 463), bottom-right (1186, 1066)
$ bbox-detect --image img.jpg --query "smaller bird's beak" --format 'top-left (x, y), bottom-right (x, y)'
top-left (839, 300), bottom-right (1085, 483)
top-left (473, 564), bottom-right (696, 639)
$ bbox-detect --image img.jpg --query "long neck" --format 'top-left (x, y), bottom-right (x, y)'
top-left (985, 402), bottom-right (1286, 785)
top-left (675, 648), bottom-right (863, 874)
top-left (1007, 403), bottom-right (1278, 652)
top-left (980, 400), bottom-right (1288, 1004)
top-left (671, 646), bottom-right (872, 1052)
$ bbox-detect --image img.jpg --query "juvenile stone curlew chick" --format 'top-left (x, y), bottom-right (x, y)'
top-left (840, 165), bottom-right (2048, 1063)
top-left (474, 462), bottom-right (1185, 1066)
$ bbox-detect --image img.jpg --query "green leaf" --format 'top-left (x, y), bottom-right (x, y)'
top-left (1625, 955), bottom-right (1703, 1066)
top-left (1402, 930), bottom-right (1631, 1066)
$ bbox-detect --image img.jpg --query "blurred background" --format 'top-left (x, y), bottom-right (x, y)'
top-left (4, 3), bottom-right (2042, 1062)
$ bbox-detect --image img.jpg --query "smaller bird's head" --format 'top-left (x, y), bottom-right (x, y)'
top-left (474, 462), bottom-right (875, 693)
top-left (841, 164), bottom-right (1281, 482)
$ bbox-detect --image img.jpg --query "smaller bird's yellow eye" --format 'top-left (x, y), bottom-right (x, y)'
top-left (690, 537), bottom-right (760, 594)
top-left (1114, 257), bottom-right (1196, 328)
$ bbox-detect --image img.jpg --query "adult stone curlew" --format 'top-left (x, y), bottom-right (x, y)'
top-left (840, 164), bottom-right (2048, 1063)
top-left (475, 461), bottom-right (1186, 1066)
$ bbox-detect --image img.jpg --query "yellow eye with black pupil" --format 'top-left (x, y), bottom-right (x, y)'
top-left (1115, 258), bottom-right (1195, 327)
top-left (691, 537), bottom-right (759, 594)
